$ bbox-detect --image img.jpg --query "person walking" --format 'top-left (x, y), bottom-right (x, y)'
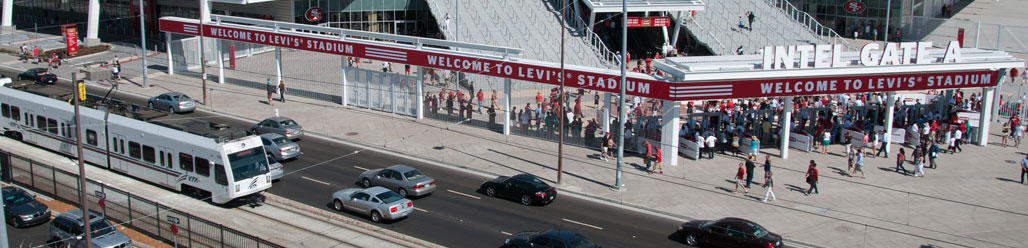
top-left (852, 151), bottom-right (865, 178)
top-left (913, 148), bottom-right (926, 177)
top-left (705, 133), bottom-right (717, 159)
top-left (278, 81), bottom-right (287, 103)
top-left (745, 155), bottom-right (757, 188)
top-left (821, 131), bottom-right (831, 154)
top-left (734, 163), bottom-right (748, 195)
top-left (763, 154), bottom-right (772, 179)
top-left (805, 160), bottom-right (819, 195)
top-left (749, 136), bottom-right (760, 157)
top-left (1015, 120), bottom-right (1025, 148)
top-left (762, 171), bottom-right (776, 203)
top-left (747, 11), bottom-right (755, 31)
top-left (650, 147), bottom-right (663, 174)
top-left (953, 126), bottom-right (963, 153)
top-left (896, 148), bottom-right (908, 175)
top-left (1021, 154), bottom-right (1028, 184)
top-left (928, 143), bottom-right (939, 169)
top-left (644, 140), bottom-right (653, 170)
top-left (600, 132), bottom-right (610, 162)
top-left (476, 89), bottom-right (485, 113)
top-left (1011, 68), bottom-right (1020, 84)
top-left (266, 78), bottom-right (275, 106)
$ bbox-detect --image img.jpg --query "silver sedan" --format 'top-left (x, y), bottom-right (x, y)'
top-left (147, 92), bottom-right (196, 113)
top-left (358, 165), bottom-right (436, 198)
top-left (331, 186), bottom-right (413, 223)
top-left (259, 133), bottom-right (301, 161)
top-left (251, 117), bottom-right (303, 140)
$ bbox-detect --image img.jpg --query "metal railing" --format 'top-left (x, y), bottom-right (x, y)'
top-left (0, 149), bottom-right (283, 248)
top-left (566, 7), bottom-right (617, 68)
top-left (764, 0), bottom-right (851, 48)
top-left (679, 13), bottom-right (733, 55)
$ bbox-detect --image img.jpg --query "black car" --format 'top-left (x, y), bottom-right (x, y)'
top-left (17, 68), bottom-right (57, 84)
top-left (676, 217), bottom-right (783, 248)
top-left (480, 173), bottom-right (556, 206)
top-left (3, 187), bottom-right (51, 228)
top-left (504, 229), bottom-right (599, 248)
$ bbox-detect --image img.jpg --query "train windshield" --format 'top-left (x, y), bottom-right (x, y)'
top-left (227, 147), bottom-right (269, 182)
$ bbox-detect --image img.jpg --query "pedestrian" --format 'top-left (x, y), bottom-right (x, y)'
top-left (869, 131), bottom-right (879, 157)
top-left (644, 140), bottom-right (653, 170)
top-left (1012, 68), bottom-right (1020, 84)
top-left (738, 16), bottom-right (745, 30)
top-left (747, 11), bottom-right (755, 31)
top-left (749, 135), bottom-right (759, 157)
top-left (32, 46), bottom-right (39, 61)
top-left (745, 155), bottom-right (756, 188)
top-left (1015, 120), bottom-right (1025, 147)
top-left (896, 148), bottom-right (908, 175)
top-left (476, 89), bottom-right (485, 113)
top-left (600, 132), bottom-right (610, 161)
top-left (852, 151), bottom-right (865, 178)
top-left (928, 142), bottom-right (939, 169)
top-left (266, 78), bottom-right (274, 105)
top-left (913, 148), bottom-right (926, 177)
top-left (606, 134), bottom-right (616, 159)
top-left (111, 63), bottom-right (120, 80)
top-left (762, 171), bottom-right (776, 203)
top-left (1021, 154), bottom-right (1028, 184)
top-left (953, 126), bottom-right (964, 153)
top-left (847, 149), bottom-right (855, 175)
top-left (382, 61), bottom-right (390, 72)
top-left (705, 133), bottom-right (717, 159)
top-left (443, 13), bottom-right (451, 30)
top-left (650, 147), bottom-right (663, 175)
top-left (1022, 68), bottom-right (1028, 84)
top-left (821, 131), bottom-right (831, 154)
top-left (278, 81), bottom-right (286, 103)
top-left (763, 154), bottom-right (772, 178)
top-left (805, 160), bottom-right (819, 195)
top-left (734, 163), bottom-right (748, 195)
top-left (405, 64), bottom-right (411, 75)
top-left (843, 132), bottom-right (852, 156)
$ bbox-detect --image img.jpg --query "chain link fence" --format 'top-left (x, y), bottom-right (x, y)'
top-left (905, 16), bottom-right (1028, 54)
top-left (0, 149), bottom-right (283, 248)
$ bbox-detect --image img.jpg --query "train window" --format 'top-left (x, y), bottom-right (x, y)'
top-left (214, 164), bottom-right (228, 186)
top-left (1, 103), bottom-right (9, 117)
top-left (142, 145), bottom-right (155, 163)
top-left (46, 118), bottom-right (57, 134)
top-left (59, 123), bottom-right (64, 136)
top-left (195, 157), bottom-right (210, 177)
top-left (112, 138), bottom-right (119, 152)
top-left (179, 153), bottom-right (194, 172)
top-left (120, 140), bottom-right (125, 154)
top-left (166, 152), bottom-right (173, 168)
top-left (11, 106), bottom-right (19, 121)
top-left (128, 141), bottom-right (141, 159)
top-left (86, 130), bottom-right (97, 146)
top-left (159, 151), bottom-right (165, 166)
top-left (36, 116), bottom-right (45, 130)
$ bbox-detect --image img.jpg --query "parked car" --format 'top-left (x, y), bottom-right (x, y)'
top-left (17, 68), bottom-right (57, 84)
top-left (259, 133), bottom-right (301, 161)
top-left (330, 186), bottom-right (413, 223)
top-left (268, 155), bottom-right (284, 181)
top-left (480, 173), bottom-right (556, 206)
top-left (49, 209), bottom-right (132, 248)
top-left (358, 165), bottom-right (436, 198)
top-left (2, 187), bottom-right (51, 228)
top-left (675, 217), bottom-right (783, 248)
top-left (251, 117), bottom-right (303, 140)
top-left (504, 229), bottom-right (599, 248)
top-left (147, 92), bottom-right (196, 113)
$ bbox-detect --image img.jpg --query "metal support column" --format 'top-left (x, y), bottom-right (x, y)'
top-left (166, 32), bottom-right (174, 75)
top-left (217, 40), bottom-right (224, 84)
top-left (670, 11), bottom-right (684, 48)
top-left (417, 67), bottom-right (424, 119)
top-left (979, 87), bottom-right (995, 146)
top-left (780, 96), bottom-right (794, 159)
top-left (274, 47), bottom-right (282, 87)
top-left (503, 78), bottom-right (512, 135)
top-left (661, 100), bottom-right (680, 166)
top-left (602, 93), bottom-right (611, 133)
top-left (884, 92), bottom-right (897, 155)
top-left (85, 0), bottom-right (100, 46)
top-left (341, 56), bottom-right (348, 106)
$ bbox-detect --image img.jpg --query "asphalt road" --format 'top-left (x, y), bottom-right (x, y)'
top-left (3, 68), bottom-right (690, 247)
top-left (5, 221), bottom-right (51, 247)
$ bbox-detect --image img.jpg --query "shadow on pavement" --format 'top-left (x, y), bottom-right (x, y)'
top-left (996, 177), bottom-right (1023, 184)
top-left (828, 166), bottom-right (849, 177)
top-left (784, 184), bottom-right (807, 194)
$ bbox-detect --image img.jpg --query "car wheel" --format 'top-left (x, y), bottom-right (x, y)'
top-left (332, 199), bottom-right (344, 211)
top-left (685, 233), bottom-right (699, 246)
top-left (485, 186), bottom-right (496, 197)
top-left (250, 128), bottom-right (258, 135)
top-left (169, 106), bottom-right (176, 113)
top-left (520, 194), bottom-right (532, 206)
top-left (362, 178), bottom-right (372, 188)
top-left (398, 188), bottom-right (408, 198)
top-left (147, 102), bottom-right (154, 108)
top-left (370, 211), bottom-right (383, 223)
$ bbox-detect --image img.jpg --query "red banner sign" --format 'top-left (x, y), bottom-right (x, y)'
top-left (159, 18), bottom-right (1000, 101)
top-left (627, 17), bottom-right (671, 28)
top-left (64, 25), bottom-right (78, 55)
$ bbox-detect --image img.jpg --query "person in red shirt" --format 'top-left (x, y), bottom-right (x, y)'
top-left (649, 147), bottom-right (663, 175)
top-left (734, 163), bottom-right (748, 194)
top-left (476, 89), bottom-right (485, 113)
top-left (805, 160), bottom-right (819, 195)
top-left (644, 140), bottom-right (653, 170)
top-left (535, 92), bottom-right (543, 104)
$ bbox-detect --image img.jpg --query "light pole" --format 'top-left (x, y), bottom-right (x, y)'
top-left (72, 73), bottom-right (93, 248)
top-left (199, 0), bottom-right (208, 105)
top-left (558, 0), bottom-right (566, 184)
top-left (139, 0), bottom-right (148, 88)
top-left (614, 0), bottom-right (627, 190)
top-left (883, 0), bottom-right (893, 44)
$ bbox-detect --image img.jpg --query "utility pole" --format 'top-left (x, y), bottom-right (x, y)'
top-left (73, 73), bottom-right (93, 248)
top-left (883, 0), bottom-right (893, 45)
top-left (199, 1), bottom-right (207, 105)
top-left (139, 0), bottom-right (148, 88)
top-left (557, 0), bottom-right (566, 184)
top-left (0, 170), bottom-right (8, 248)
top-left (614, 0), bottom-right (627, 190)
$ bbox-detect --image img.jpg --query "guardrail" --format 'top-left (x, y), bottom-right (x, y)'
top-left (764, 0), bottom-right (851, 48)
top-left (0, 149), bottom-right (283, 248)
top-left (566, 8), bottom-right (618, 68)
top-left (680, 14), bottom-right (733, 55)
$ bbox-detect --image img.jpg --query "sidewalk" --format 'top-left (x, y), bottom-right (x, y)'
top-left (17, 43), bottom-right (1025, 248)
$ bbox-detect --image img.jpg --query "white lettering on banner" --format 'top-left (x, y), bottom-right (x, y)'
top-left (763, 41), bottom-right (947, 69)
top-left (757, 72), bottom-right (993, 95)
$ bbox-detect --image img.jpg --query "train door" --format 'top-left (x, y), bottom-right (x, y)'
top-left (111, 133), bottom-right (128, 172)
top-left (160, 146), bottom-right (176, 187)
top-left (21, 109), bottom-right (36, 144)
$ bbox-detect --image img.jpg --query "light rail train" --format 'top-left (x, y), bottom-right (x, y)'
top-left (0, 82), bottom-right (271, 204)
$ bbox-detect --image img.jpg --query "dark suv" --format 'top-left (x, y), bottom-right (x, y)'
top-left (49, 210), bottom-right (132, 248)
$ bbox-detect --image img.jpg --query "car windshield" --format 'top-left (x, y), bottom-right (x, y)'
top-left (228, 147), bottom-right (269, 182)
top-left (3, 191), bottom-right (32, 205)
top-left (90, 219), bottom-right (116, 236)
top-left (272, 136), bottom-right (291, 145)
top-left (750, 223), bottom-right (770, 238)
top-left (375, 191), bottom-right (404, 204)
top-left (172, 94), bottom-right (192, 101)
top-left (278, 119), bottom-right (300, 128)
top-left (403, 169), bottom-right (425, 181)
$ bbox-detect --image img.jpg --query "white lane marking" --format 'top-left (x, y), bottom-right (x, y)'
top-left (414, 207), bottom-right (429, 213)
top-left (301, 176), bottom-right (331, 185)
top-left (353, 166), bottom-right (369, 171)
top-left (562, 218), bottom-right (603, 230)
top-left (447, 189), bottom-right (482, 200)
top-left (500, 231), bottom-right (513, 236)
